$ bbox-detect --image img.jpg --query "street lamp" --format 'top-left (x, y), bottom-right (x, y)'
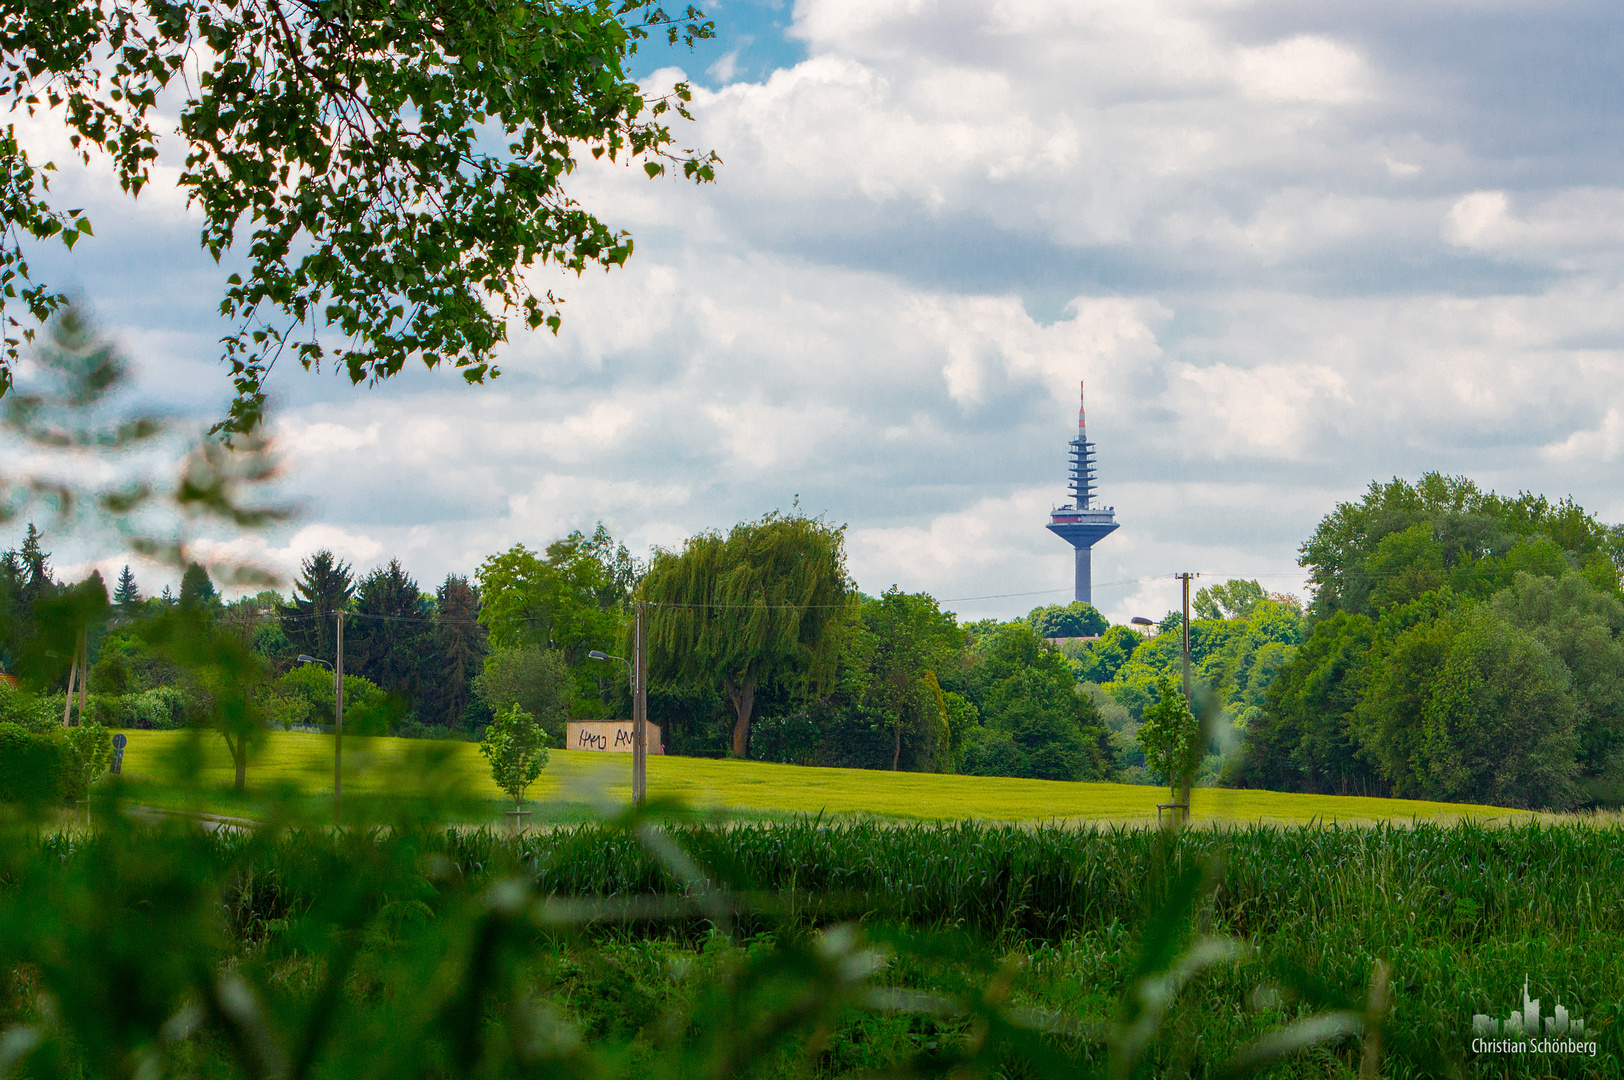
top-left (296, 649), bottom-right (344, 812)
top-left (587, 604), bottom-right (649, 806)
top-left (588, 650), bottom-right (633, 693)
top-left (1130, 616), bottom-right (1154, 638)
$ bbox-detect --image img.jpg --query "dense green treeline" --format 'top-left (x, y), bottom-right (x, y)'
top-left (639, 515), bottom-right (1115, 782)
top-left (749, 601), bottom-right (1114, 782)
top-left (6, 472), bottom-right (1621, 806)
top-left (0, 515), bottom-right (1118, 786)
top-left (1238, 475), bottom-right (1624, 809)
top-left (1066, 590), bottom-right (1306, 785)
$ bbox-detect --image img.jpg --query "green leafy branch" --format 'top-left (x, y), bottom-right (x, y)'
top-left (2, 0), bottom-right (719, 432)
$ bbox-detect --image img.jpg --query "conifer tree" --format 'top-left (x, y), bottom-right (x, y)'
top-left (18, 525), bottom-right (53, 602)
top-left (430, 575), bottom-right (488, 729)
top-left (278, 551), bottom-right (355, 662)
top-left (178, 562), bottom-right (218, 609)
top-left (112, 565), bottom-right (142, 611)
top-left (2, 525), bottom-right (56, 663)
top-left (348, 560), bottom-right (432, 705)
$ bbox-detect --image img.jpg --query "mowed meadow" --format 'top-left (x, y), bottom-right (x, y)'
top-left (110, 729), bottom-right (1525, 825)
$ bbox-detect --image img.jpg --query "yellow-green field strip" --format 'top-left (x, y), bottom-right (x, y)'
top-left (114, 730), bottom-right (1525, 825)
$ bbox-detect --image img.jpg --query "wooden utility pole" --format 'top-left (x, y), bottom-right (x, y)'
top-left (1176, 572), bottom-right (1197, 817)
top-left (61, 647), bottom-right (78, 727)
top-left (60, 625), bottom-right (88, 727)
top-left (334, 610), bottom-right (345, 813)
top-left (78, 625), bottom-right (87, 720)
top-left (632, 601), bottom-right (648, 806)
top-left (1176, 573), bottom-right (1194, 702)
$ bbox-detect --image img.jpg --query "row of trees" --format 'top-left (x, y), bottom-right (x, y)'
top-left (11, 471), bottom-right (1615, 807)
top-left (1045, 581), bottom-right (1305, 786)
top-left (3, 511), bottom-right (1125, 785)
top-left (275, 552), bottom-right (488, 732)
top-left (619, 513), bottom-right (1114, 781)
top-left (1237, 474), bottom-right (1624, 809)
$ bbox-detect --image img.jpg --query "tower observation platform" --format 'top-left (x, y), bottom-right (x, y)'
top-left (1045, 381), bottom-right (1118, 605)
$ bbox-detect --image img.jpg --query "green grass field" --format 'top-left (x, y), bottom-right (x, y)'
top-left (111, 729), bottom-right (1526, 825)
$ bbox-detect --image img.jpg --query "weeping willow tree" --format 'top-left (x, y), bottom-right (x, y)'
top-left (643, 512), bottom-right (851, 757)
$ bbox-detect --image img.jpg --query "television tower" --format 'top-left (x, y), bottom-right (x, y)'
top-left (1045, 381), bottom-right (1119, 605)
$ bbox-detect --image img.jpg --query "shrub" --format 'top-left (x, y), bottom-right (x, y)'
top-left (748, 711), bottom-right (830, 766)
top-left (87, 687), bottom-right (191, 730)
top-left (0, 722), bottom-right (64, 805)
top-left (394, 719), bottom-right (473, 741)
top-left (61, 723), bottom-right (112, 801)
top-left (0, 681), bottom-right (59, 733)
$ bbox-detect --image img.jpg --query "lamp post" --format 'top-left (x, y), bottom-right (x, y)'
top-left (296, 616), bottom-right (345, 815)
top-left (1130, 615), bottom-right (1154, 638)
top-left (587, 601), bottom-right (648, 806)
top-left (1172, 574), bottom-right (1197, 817)
top-left (587, 650), bottom-right (632, 692)
top-left (1173, 574), bottom-right (1195, 702)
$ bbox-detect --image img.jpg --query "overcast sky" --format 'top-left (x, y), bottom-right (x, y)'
top-left (9, 0), bottom-right (1624, 623)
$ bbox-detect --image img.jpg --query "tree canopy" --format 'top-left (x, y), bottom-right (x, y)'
top-left (958, 623), bottom-right (1114, 782)
top-left (426, 574), bottom-right (486, 730)
top-left (1138, 675), bottom-right (1199, 804)
top-left (1026, 601), bottom-right (1108, 639)
top-left (1193, 579), bottom-right (1266, 621)
top-left (643, 512), bottom-right (850, 758)
top-left (480, 702), bottom-right (549, 810)
top-left (1354, 598), bottom-right (1579, 809)
top-left (347, 559), bottom-right (431, 704)
top-left (2, 0), bottom-right (717, 430)
top-left (853, 588), bottom-right (963, 771)
top-left (473, 645), bottom-right (573, 743)
top-left (1240, 476), bottom-right (1624, 810)
top-left (1300, 473), bottom-right (1622, 620)
top-left (475, 525), bottom-right (633, 715)
top-left (278, 550), bottom-right (353, 661)
top-left (178, 562), bottom-right (217, 609)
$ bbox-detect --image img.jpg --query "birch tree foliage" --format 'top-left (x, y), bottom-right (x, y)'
top-left (0, 0), bottom-right (717, 431)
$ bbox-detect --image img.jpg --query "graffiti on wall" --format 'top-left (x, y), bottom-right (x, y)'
top-left (565, 721), bottom-right (664, 754)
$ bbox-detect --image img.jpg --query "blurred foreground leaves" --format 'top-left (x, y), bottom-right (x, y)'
top-left (0, 773), bottom-right (1437, 1080)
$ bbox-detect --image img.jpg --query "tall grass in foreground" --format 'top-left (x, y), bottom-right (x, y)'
top-left (430, 818), bottom-right (1621, 942)
top-left (13, 814), bottom-right (1622, 1078)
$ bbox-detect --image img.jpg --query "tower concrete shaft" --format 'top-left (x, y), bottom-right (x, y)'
top-left (1046, 380), bottom-right (1118, 604)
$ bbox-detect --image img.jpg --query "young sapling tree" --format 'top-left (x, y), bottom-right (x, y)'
top-left (480, 703), bottom-right (551, 813)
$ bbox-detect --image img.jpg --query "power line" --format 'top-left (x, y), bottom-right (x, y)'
top-left (250, 573), bottom-right (1211, 621)
top-left (229, 564), bottom-right (1499, 626)
top-left (938, 575), bottom-right (1172, 604)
